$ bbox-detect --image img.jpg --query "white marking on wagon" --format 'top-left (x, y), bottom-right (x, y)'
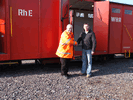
top-left (123, 47), bottom-right (130, 48)
top-left (111, 17), bottom-right (121, 22)
top-left (18, 9), bottom-right (33, 17)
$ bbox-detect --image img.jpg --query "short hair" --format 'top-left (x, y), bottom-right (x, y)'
top-left (83, 23), bottom-right (89, 26)
top-left (66, 24), bottom-right (72, 29)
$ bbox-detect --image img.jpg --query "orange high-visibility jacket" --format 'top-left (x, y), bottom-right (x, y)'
top-left (56, 30), bottom-right (77, 58)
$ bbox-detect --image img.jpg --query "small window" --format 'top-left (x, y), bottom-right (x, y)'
top-left (76, 12), bottom-right (84, 17)
top-left (88, 14), bottom-right (93, 18)
top-left (125, 10), bottom-right (132, 15)
top-left (76, 12), bottom-right (80, 17)
top-left (112, 8), bottom-right (120, 13)
top-left (80, 13), bottom-right (84, 17)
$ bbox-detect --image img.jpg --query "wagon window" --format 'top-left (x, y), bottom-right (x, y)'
top-left (76, 12), bottom-right (80, 17)
top-left (76, 12), bottom-right (84, 17)
top-left (112, 8), bottom-right (120, 13)
top-left (88, 14), bottom-right (93, 18)
top-left (80, 13), bottom-right (84, 17)
top-left (125, 10), bottom-right (132, 15)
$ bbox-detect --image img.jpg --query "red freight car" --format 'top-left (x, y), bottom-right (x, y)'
top-left (0, 0), bottom-right (132, 64)
top-left (69, 0), bottom-right (133, 60)
top-left (64, 0), bottom-right (133, 60)
top-left (0, 0), bottom-right (61, 63)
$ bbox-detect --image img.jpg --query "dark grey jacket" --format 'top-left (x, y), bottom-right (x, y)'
top-left (77, 29), bottom-right (96, 52)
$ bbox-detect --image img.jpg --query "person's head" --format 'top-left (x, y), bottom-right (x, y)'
top-left (66, 24), bottom-right (73, 33)
top-left (83, 23), bottom-right (90, 32)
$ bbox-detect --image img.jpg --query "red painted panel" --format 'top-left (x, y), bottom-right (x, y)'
top-left (10, 0), bottom-right (39, 60)
top-left (0, 54), bottom-right (8, 61)
top-left (122, 5), bottom-right (133, 53)
top-left (109, 3), bottom-right (123, 54)
top-left (41, 0), bottom-right (60, 58)
top-left (122, 24), bottom-right (133, 53)
top-left (93, 1), bottom-right (109, 55)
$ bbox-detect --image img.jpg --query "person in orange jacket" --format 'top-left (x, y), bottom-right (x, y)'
top-left (56, 24), bottom-right (78, 79)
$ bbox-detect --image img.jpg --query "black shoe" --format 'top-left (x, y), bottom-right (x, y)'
top-left (66, 74), bottom-right (70, 77)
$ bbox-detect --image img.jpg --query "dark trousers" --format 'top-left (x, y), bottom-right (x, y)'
top-left (60, 58), bottom-right (70, 75)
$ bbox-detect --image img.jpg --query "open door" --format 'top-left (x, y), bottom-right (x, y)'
top-left (93, 1), bottom-right (109, 55)
top-left (69, 0), bottom-right (94, 56)
top-left (69, 0), bottom-right (109, 55)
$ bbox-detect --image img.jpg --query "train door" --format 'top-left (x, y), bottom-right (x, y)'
top-left (122, 6), bottom-right (133, 54)
top-left (109, 3), bottom-right (123, 54)
top-left (10, 0), bottom-right (40, 60)
top-left (69, 0), bottom-right (94, 55)
top-left (73, 10), bottom-right (93, 52)
top-left (93, 1), bottom-right (109, 55)
top-left (41, 0), bottom-right (61, 58)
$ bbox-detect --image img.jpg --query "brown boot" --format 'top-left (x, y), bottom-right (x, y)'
top-left (79, 73), bottom-right (86, 76)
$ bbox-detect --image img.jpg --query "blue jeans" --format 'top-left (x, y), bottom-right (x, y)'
top-left (81, 49), bottom-right (92, 75)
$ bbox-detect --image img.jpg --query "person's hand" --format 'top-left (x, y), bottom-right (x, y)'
top-left (75, 43), bottom-right (78, 46)
top-left (75, 41), bottom-right (78, 46)
top-left (91, 51), bottom-right (94, 55)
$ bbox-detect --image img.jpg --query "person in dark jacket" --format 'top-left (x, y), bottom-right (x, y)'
top-left (77, 23), bottom-right (96, 78)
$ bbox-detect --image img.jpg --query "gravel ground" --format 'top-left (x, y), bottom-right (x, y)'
top-left (0, 57), bottom-right (133, 100)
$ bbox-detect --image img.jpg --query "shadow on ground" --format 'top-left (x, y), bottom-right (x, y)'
top-left (0, 57), bottom-right (133, 78)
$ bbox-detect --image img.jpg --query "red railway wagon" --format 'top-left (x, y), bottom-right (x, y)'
top-left (0, 0), bottom-right (61, 63)
top-left (0, 0), bottom-right (132, 64)
top-left (69, 0), bottom-right (133, 60)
